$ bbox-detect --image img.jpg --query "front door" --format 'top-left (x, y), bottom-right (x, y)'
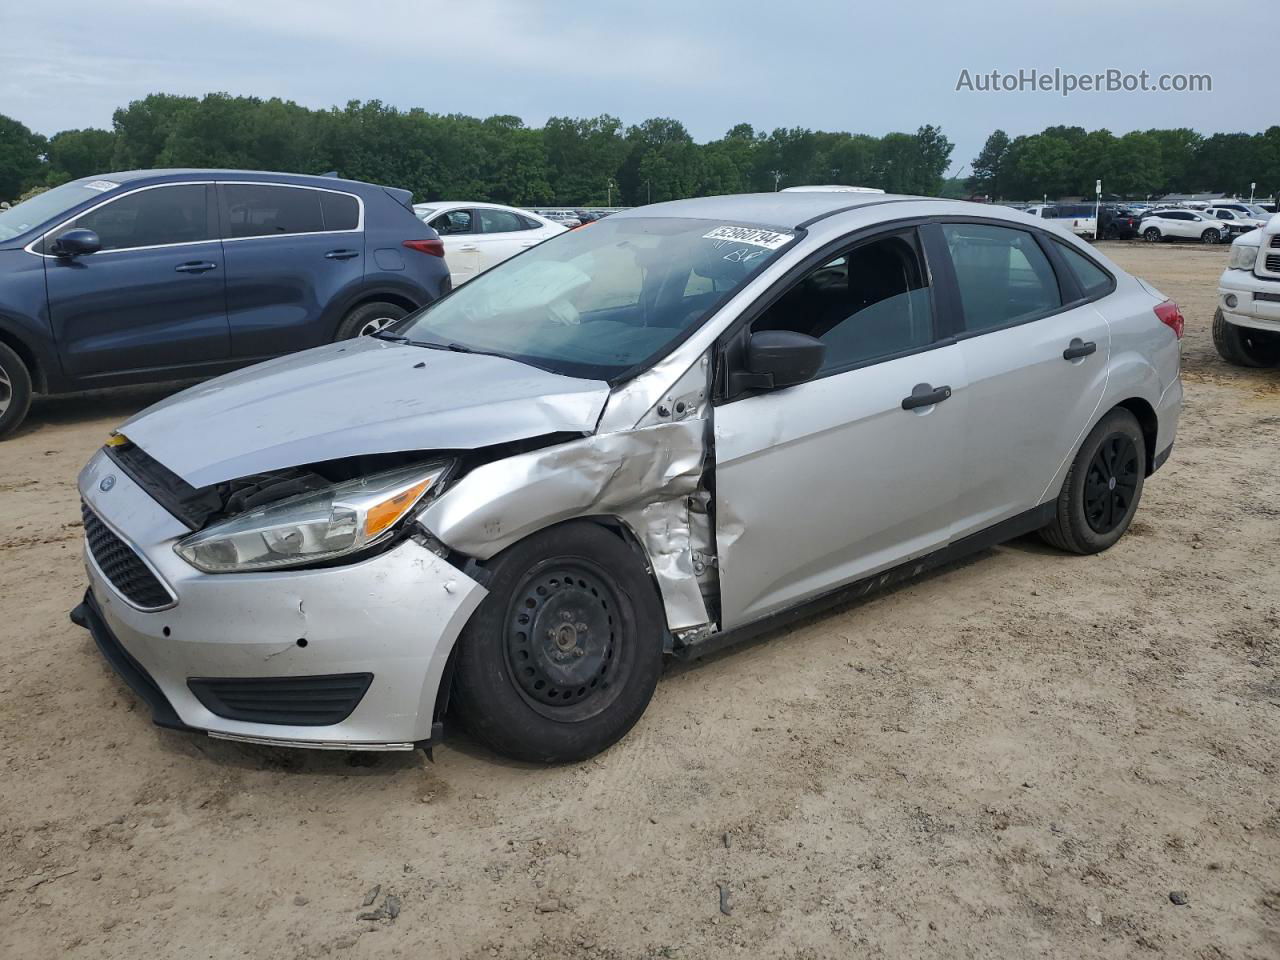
top-left (714, 228), bottom-right (966, 630)
top-left (45, 182), bottom-right (230, 380)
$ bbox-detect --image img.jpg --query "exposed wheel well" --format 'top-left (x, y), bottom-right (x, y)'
top-left (349, 292), bottom-right (418, 316)
top-left (1115, 397), bottom-right (1158, 475)
top-left (0, 329), bottom-right (43, 392)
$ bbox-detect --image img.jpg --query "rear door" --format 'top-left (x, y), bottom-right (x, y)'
top-left (428, 209), bottom-right (481, 285)
top-left (219, 182), bottom-right (365, 358)
top-left (472, 208), bottom-right (544, 273)
top-left (44, 182), bottom-right (229, 380)
top-left (935, 221), bottom-right (1111, 538)
top-left (714, 227), bottom-right (966, 629)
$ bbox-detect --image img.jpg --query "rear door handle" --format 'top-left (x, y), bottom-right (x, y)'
top-left (1062, 338), bottom-right (1097, 361)
top-left (324, 249), bottom-right (359, 260)
top-left (901, 383), bottom-right (952, 410)
top-left (458, 244), bottom-right (479, 252)
top-left (175, 261), bottom-right (217, 273)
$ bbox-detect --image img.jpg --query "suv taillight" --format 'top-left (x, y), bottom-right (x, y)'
top-left (404, 238), bottom-right (445, 257)
top-left (1154, 300), bottom-right (1185, 339)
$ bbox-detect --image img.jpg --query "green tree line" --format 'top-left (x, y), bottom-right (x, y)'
top-left (2, 92), bottom-right (1275, 206)
top-left (968, 125), bottom-right (1280, 201)
top-left (0, 93), bottom-right (952, 204)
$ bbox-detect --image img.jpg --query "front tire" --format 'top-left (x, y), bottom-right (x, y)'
top-left (1143, 227), bottom-right (1162, 243)
top-left (451, 522), bottom-right (665, 763)
top-left (334, 301), bottom-right (408, 340)
top-left (1213, 308), bottom-right (1280, 367)
top-left (1200, 229), bottom-right (1220, 244)
top-left (0, 341), bottom-right (33, 440)
top-left (1040, 408), bottom-right (1146, 555)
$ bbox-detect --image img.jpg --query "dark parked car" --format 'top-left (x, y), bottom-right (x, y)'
top-left (1100, 207), bottom-right (1140, 240)
top-left (0, 170), bottom-right (450, 437)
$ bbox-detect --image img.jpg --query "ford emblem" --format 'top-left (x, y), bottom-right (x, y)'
top-left (99, 475), bottom-right (116, 492)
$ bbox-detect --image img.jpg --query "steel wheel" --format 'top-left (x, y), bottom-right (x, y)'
top-left (1084, 433), bottom-right (1140, 534)
top-left (504, 559), bottom-right (624, 719)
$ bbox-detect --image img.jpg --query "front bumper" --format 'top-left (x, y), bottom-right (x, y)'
top-left (1219, 269), bottom-right (1280, 333)
top-left (76, 449), bottom-right (487, 749)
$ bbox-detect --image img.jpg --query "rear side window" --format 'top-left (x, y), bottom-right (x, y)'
top-left (57, 184), bottom-right (211, 251)
top-left (753, 231), bottom-right (934, 374)
top-left (430, 210), bottom-right (473, 235)
top-left (942, 223), bottom-right (1062, 332)
top-left (477, 209), bottom-right (526, 234)
top-left (222, 184), bottom-right (324, 238)
top-left (1054, 241), bottom-right (1113, 300)
top-left (319, 192), bottom-right (359, 231)
top-left (518, 214), bottom-right (543, 230)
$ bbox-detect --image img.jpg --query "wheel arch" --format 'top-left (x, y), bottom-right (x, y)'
top-left (0, 324), bottom-right (47, 393)
top-left (1114, 396), bottom-right (1159, 475)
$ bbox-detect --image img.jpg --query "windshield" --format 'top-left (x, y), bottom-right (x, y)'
top-left (1245, 204), bottom-right (1271, 218)
top-left (392, 216), bottom-right (795, 379)
top-left (0, 179), bottom-right (120, 242)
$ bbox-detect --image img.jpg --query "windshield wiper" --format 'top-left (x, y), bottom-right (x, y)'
top-left (371, 331), bottom-right (411, 343)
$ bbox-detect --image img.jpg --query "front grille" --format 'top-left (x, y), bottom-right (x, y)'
top-left (82, 501), bottom-right (173, 609)
top-left (1265, 254), bottom-right (1280, 272)
top-left (1270, 234), bottom-right (1280, 249)
top-left (187, 674), bottom-right (374, 726)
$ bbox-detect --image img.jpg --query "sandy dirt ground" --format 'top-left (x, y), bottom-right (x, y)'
top-left (1, 243), bottom-right (1277, 960)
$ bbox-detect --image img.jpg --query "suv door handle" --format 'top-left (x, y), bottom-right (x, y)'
top-left (901, 383), bottom-right (952, 410)
top-left (1062, 338), bottom-right (1097, 361)
top-left (324, 249), bottom-right (359, 260)
top-left (174, 261), bottom-right (217, 273)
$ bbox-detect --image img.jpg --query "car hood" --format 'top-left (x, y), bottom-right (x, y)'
top-left (119, 337), bottom-right (611, 487)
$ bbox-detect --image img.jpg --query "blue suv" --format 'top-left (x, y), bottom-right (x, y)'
top-left (0, 170), bottom-right (451, 437)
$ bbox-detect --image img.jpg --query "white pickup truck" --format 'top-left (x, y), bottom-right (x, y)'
top-left (1215, 215), bottom-right (1280, 366)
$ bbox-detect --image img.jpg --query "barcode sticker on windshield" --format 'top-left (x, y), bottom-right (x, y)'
top-left (702, 226), bottom-right (793, 250)
top-left (83, 180), bottom-right (119, 192)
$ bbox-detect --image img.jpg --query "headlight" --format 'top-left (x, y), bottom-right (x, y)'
top-left (175, 462), bottom-right (450, 573)
top-left (1228, 242), bottom-right (1258, 271)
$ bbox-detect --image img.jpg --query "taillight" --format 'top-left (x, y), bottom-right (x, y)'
top-left (403, 238), bottom-right (445, 257)
top-left (1154, 300), bottom-right (1184, 339)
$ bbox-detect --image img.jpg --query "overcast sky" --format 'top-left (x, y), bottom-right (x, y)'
top-left (2, 0), bottom-right (1274, 172)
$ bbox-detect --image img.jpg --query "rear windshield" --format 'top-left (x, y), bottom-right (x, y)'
top-left (392, 217), bottom-right (795, 380)
top-left (0, 179), bottom-right (121, 242)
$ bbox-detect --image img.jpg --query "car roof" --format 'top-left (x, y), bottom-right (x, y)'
top-left (74, 169), bottom-right (384, 192)
top-left (610, 192), bottom-right (935, 231)
top-left (415, 201), bottom-right (534, 212)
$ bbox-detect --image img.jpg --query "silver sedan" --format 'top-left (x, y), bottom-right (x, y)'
top-left (74, 193), bottom-right (1183, 763)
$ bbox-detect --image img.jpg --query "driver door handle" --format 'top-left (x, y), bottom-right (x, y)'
top-left (901, 383), bottom-right (952, 410)
top-left (1062, 338), bottom-right (1097, 361)
top-left (174, 261), bottom-right (217, 273)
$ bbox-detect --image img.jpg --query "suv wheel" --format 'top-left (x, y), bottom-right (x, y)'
top-left (335, 301), bottom-right (408, 340)
top-left (1143, 227), bottom-right (1162, 242)
top-left (1040, 408), bottom-right (1146, 555)
top-left (0, 341), bottom-right (33, 440)
top-left (1213, 308), bottom-right (1280, 367)
top-left (1200, 229), bottom-right (1220, 244)
top-left (451, 521), bottom-right (664, 763)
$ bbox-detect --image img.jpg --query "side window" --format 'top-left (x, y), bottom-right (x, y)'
top-left (319, 192), bottom-right (359, 231)
top-left (477, 209), bottom-right (525, 234)
top-left (942, 223), bottom-right (1062, 332)
top-left (222, 184), bottom-right (324, 238)
top-left (517, 214), bottom-right (543, 231)
top-left (430, 210), bottom-right (473, 235)
top-left (59, 184), bottom-right (211, 251)
top-left (1053, 240), bottom-right (1113, 300)
top-left (752, 231), bottom-right (934, 374)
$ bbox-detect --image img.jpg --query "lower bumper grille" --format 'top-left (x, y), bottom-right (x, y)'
top-left (187, 674), bottom-right (374, 726)
top-left (82, 501), bottom-right (174, 609)
top-left (1266, 254), bottom-right (1280, 272)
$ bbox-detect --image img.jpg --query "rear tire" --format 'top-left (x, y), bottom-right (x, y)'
top-left (1040, 408), bottom-right (1146, 555)
top-left (334, 301), bottom-right (408, 340)
top-left (451, 522), bottom-right (665, 763)
top-left (0, 341), bottom-right (33, 440)
top-left (1143, 227), bottom-right (1162, 243)
top-left (1213, 308), bottom-right (1280, 367)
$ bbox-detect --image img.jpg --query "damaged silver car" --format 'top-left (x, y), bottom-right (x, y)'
top-left (73, 193), bottom-right (1183, 762)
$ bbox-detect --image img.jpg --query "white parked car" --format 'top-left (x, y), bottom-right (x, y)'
top-left (1203, 204), bottom-right (1270, 235)
top-left (412, 202), bottom-right (566, 286)
top-left (1215, 220), bottom-right (1280, 367)
top-left (1023, 203), bottom-right (1098, 238)
top-left (781, 185), bottom-right (886, 194)
top-left (1138, 209), bottom-right (1229, 244)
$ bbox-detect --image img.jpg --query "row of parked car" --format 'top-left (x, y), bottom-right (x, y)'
top-left (1016, 200), bottom-right (1275, 244)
